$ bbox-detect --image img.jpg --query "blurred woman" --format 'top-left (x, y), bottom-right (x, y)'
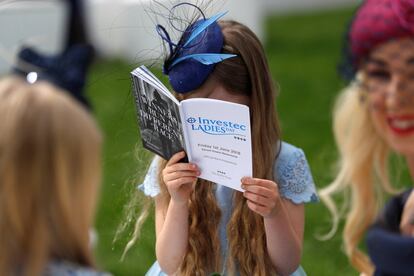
top-left (0, 77), bottom-right (107, 276)
top-left (320, 0), bottom-right (414, 275)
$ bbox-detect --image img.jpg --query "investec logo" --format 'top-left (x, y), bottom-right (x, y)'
top-left (186, 116), bottom-right (247, 136)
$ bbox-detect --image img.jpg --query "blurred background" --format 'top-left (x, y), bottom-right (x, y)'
top-left (1, 0), bottom-right (362, 275)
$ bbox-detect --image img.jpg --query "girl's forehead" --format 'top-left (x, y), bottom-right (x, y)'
top-left (370, 38), bottom-right (414, 61)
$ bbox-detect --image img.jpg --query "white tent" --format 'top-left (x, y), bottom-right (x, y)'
top-left (0, 0), bottom-right (359, 73)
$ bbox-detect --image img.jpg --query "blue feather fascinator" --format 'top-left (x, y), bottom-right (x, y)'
top-left (156, 3), bottom-right (237, 93)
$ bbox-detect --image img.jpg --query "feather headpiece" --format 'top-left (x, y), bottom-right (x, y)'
top-left (156, 3), bottom-right (236, 93)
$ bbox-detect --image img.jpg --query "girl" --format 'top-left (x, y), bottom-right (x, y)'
top-left (0, 77), bottom-right (107, 275)
top-left (320, 0), bottom-right (414, 275)
top-left (133, 6), bottom-right (318, 276)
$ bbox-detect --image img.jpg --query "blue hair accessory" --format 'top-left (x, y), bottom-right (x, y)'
top-left (156, 3), bottom-right (237, 93)
top-left (13, 44), bottom-right (93, 109)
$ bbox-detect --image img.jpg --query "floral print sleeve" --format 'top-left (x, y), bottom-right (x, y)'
top-left (274, 142), bottom-right (319, 204)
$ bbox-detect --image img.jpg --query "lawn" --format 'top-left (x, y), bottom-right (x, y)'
top-left (89, 6), bottom-right (359, 276)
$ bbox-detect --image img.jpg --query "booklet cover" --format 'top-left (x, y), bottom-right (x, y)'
top-left (131, 65), bottom-right (252, 191)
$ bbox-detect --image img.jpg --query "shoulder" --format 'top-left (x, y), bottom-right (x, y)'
top-left (44, 260), bottom-right (112, 276)
top-left (273, 141), bottom-right (319, 204)
top-left (276, 142), bottom-right (304, 162)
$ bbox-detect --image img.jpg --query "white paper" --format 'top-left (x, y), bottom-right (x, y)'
top-left (180, 98), bottom-right (252, 191)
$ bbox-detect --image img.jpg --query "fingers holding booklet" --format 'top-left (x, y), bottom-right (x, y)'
top-left (131, 65), bottom-right (252, 191)
top-left (162, 151), bottom-right (200, 203)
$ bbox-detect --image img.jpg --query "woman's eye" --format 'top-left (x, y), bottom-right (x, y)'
top-left (366, 70), bottom-right (390, 80)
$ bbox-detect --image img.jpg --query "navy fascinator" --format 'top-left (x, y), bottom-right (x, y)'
top-left (366, 189), bottom-right (414, 276)
top-left (13, 44), bottom-right (94, 109)
top-left (157, 3), bottom-right (237, 93)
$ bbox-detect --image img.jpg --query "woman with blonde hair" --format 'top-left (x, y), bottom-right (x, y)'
top-left (320, 0), bottom-right (414, 275)
top-left (0, 77), bottom-right (107, 276)
top-left (126, 3), bottom-right (318, 275)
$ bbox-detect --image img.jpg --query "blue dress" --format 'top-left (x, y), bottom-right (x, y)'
top-left (139, 142), bottom-right (319, 275)
top-left (44, 260), bottom-right (111, 276)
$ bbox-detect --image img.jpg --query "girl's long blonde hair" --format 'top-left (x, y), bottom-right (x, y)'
top-left (126, 20), bottom-right (281, 275)
top-left (0, 77), bottom-right (102, 276)
top-left (319, 76), bottom-right (398, 275)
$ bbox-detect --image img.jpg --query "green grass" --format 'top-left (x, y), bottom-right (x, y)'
top-left (265, 9), bottom-right (413, 276)
top-left (265, 7), bottom-right (356, 276)
top-left (86, 60), bottom-right (158, 275)
top-left (88, 7), bottom-right (360, 276)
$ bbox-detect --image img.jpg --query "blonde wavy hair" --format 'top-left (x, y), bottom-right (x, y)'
top-left (0, 77), bottom-right (102, 276)
top-left (124, 20), bottom-right (281, 275)
top-left (319, 74), bottom-right (399, 275)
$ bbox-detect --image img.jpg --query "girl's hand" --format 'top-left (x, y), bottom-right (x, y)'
top-left (400, 190), bottom-right (414, 236)
top-left (241, 177), bottom-right (281, 218)
top-left (162, 151), bottom-right (200, 204)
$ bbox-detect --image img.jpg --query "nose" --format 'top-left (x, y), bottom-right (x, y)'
top-left (385, 76), bottom-right (410, 110)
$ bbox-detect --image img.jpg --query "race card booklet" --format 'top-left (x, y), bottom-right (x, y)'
top-left (131, 65), bottom-right (252, 191)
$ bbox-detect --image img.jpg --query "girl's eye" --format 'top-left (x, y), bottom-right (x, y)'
top-left (366, 70), bottom-right (390, 81)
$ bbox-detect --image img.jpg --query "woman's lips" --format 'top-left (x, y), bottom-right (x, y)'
top-left (388, 116), bottom-right (414, 135)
